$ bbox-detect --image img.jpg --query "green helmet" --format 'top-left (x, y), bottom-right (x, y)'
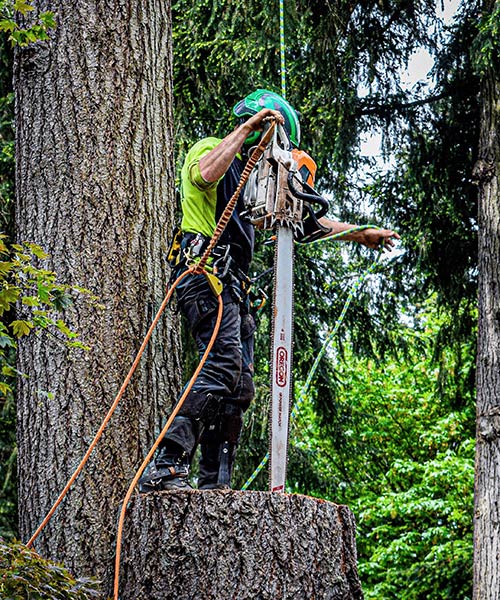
top-left (233, 89), bottom-right (301, 148)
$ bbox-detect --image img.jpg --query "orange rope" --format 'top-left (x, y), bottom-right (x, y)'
top-left (25, 117), bottom-right (276, 597)
top-left (113, 285), bottom-right (224, 600)
top-left (25, 267), bottom-right (195, 549)
top-left (112, 125), bottom-right (277, 597)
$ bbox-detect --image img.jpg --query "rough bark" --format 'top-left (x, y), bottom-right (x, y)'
top-left (14, 0), bottom-right (181, 593)
top-left (119, 490), bottom-right (364, 600)
top-left (473, 2), bottom-right (500, 597)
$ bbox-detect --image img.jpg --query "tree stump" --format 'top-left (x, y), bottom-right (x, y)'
top-left (119, 490), bottom-right (364, 599)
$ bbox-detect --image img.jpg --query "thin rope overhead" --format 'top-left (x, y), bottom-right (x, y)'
top-left (279, 0), bottom-right (286, 98)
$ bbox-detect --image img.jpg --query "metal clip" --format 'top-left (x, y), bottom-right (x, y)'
top-left (183, 233), bottom-right (206, 263)
top-left (212, 244), bottom-right (233, 280)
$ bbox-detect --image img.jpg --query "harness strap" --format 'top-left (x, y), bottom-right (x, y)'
top-left (173, 232), bottom-right (252, 298)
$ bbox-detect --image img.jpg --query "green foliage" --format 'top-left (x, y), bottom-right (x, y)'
top-left (0, 234), bottom-right (91, 538)
top-left (279, 303), bottom-right (475, 598)
top-left (171, 0), bottom-right (479, 370)
top-left (0, 0), bottom-right (55, 47)
top-left (472, 0), bottom-right (500, 76)
top-left (0, 0), bottom-right (485, 596)
top-left (0, 234), bottom-right (89, 352)
top-left (358, 446), bottom-right (473, 600)
top-left (370, 2), bottom-right (480, 306)
top-left (172, 0), bottom-right (439, 184)
top-left (163, 5), bottom-right (485, 598)
top-left (0, 1), bottom-right (57, 536)
top-left (0, 538), bottom-right (102, 599)
top-left (0, 38), bottom-right (13, 234)
top-left (233, 235), bottom-right (392, 489)
top-left (235, 299), bottom-right (475, 597)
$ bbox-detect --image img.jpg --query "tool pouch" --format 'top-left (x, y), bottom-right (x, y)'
top-left (178, 284), bottom-right (219, 334)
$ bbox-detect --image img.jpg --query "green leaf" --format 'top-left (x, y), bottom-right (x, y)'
top-left (9, 29), bottom-right (28, 46)
top-left (0, 19), bottom-right (16, 32)
top-left (0, 286), bottom-right (20, 314)
top-left (66, 340), bottom-right (90, 351)
top-left (24, 243), bottom-right (48, 260)
top-left (13, 0), bottom-right (35, 15)
top-left (21, 295), bottom-right (39, 307)
top-left (0, 381), bottom-right (12, 396)
top-left (56, 319), bottom-right (72, 337)
top-left (12, 250), bottom-right (30, 262)
top-left (32, 313), bottom-right (52, 328)
top-left (2, 364), bottom-right (17, 377)
top-left (37, 282), bottom-right (50, 303)
top-left (11, 320), bottom-right (34, 338)
top-left (51, 289), bottom-right (72, 310)
top-left (0, 260), bottom-right (13, 275)
top-left (40, 11), bottom-right (56, 28)
top-left (0, 333), bottom-right (15, 348)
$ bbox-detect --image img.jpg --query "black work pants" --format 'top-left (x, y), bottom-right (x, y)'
top-left (162, 268), bottom-right (256, 476)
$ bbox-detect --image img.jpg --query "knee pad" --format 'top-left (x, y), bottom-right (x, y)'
top-left (160, 415), bottom-right (197, 456)
top-left (229, 372), bottom-right (255, 412)
top-left (199, 402), bottom-right (244, 446)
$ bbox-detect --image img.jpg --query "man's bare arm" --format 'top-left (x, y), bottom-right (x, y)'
top-left (198, 108), bottom-right (284, 183)
top-left (318, 217), bottom-right (400, 251)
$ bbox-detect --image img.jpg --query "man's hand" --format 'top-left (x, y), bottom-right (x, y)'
top-left (241, 108), bottom-right (284, 137)
top-left (358, 228), bottom-right (400, 251)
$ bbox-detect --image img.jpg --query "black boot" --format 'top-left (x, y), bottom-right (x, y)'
top-left (138, 446), bottom-right (192, 492)
top-left (198, 440), bottom-right (237, 490)
top-left (198, 403), bottom-right (242, 490)
top-left (198, 438), bottom-right (230, 490)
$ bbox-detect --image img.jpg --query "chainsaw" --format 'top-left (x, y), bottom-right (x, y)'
top-left (242, 123), bottom-right (331, 492)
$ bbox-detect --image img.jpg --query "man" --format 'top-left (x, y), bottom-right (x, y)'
top-left (139, 89), bottom-right (399, 492)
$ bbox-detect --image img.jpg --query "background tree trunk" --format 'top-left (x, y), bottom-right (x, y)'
top-left (120, 491), bottom-right (364, 600)
top-left (14, 0), bottom-right (181, 594)
top-left (474, 1), bottom-right (500, 597)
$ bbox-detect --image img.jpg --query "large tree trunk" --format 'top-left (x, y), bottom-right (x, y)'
top-left (14, 0), bottom-right (180, 594)
top-left (119, 491), bottom-right (364, 600)
top-left (473, 2), bottom-right (500, 597)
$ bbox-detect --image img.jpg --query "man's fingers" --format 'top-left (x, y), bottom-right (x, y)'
top-left (376, 231), bottom-right (399, 252)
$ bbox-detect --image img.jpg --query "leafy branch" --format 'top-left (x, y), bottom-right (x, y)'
top-left (0, 0), bottom-right (55, 47)
top-left (0, 234), bottom-right (92, 401)
top-left (0, 538), bottom-right (102, 599)
top-left (472, 0), bottom-right (500, 76)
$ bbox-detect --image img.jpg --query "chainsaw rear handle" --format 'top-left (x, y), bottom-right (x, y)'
top-left (287, 172), bottom-right (329, 219)
top-left (287, 172), bottom-right (332, 243)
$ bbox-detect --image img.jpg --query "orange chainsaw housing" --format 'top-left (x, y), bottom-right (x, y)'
top-left (292, 148), bottom-right (317, 187)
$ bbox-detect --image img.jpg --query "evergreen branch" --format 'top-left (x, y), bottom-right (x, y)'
top-left (354, 81), bottom-right (476, 117)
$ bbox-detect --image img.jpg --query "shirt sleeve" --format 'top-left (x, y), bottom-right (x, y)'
top-left (185, 137), bottom-right (222, 191)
